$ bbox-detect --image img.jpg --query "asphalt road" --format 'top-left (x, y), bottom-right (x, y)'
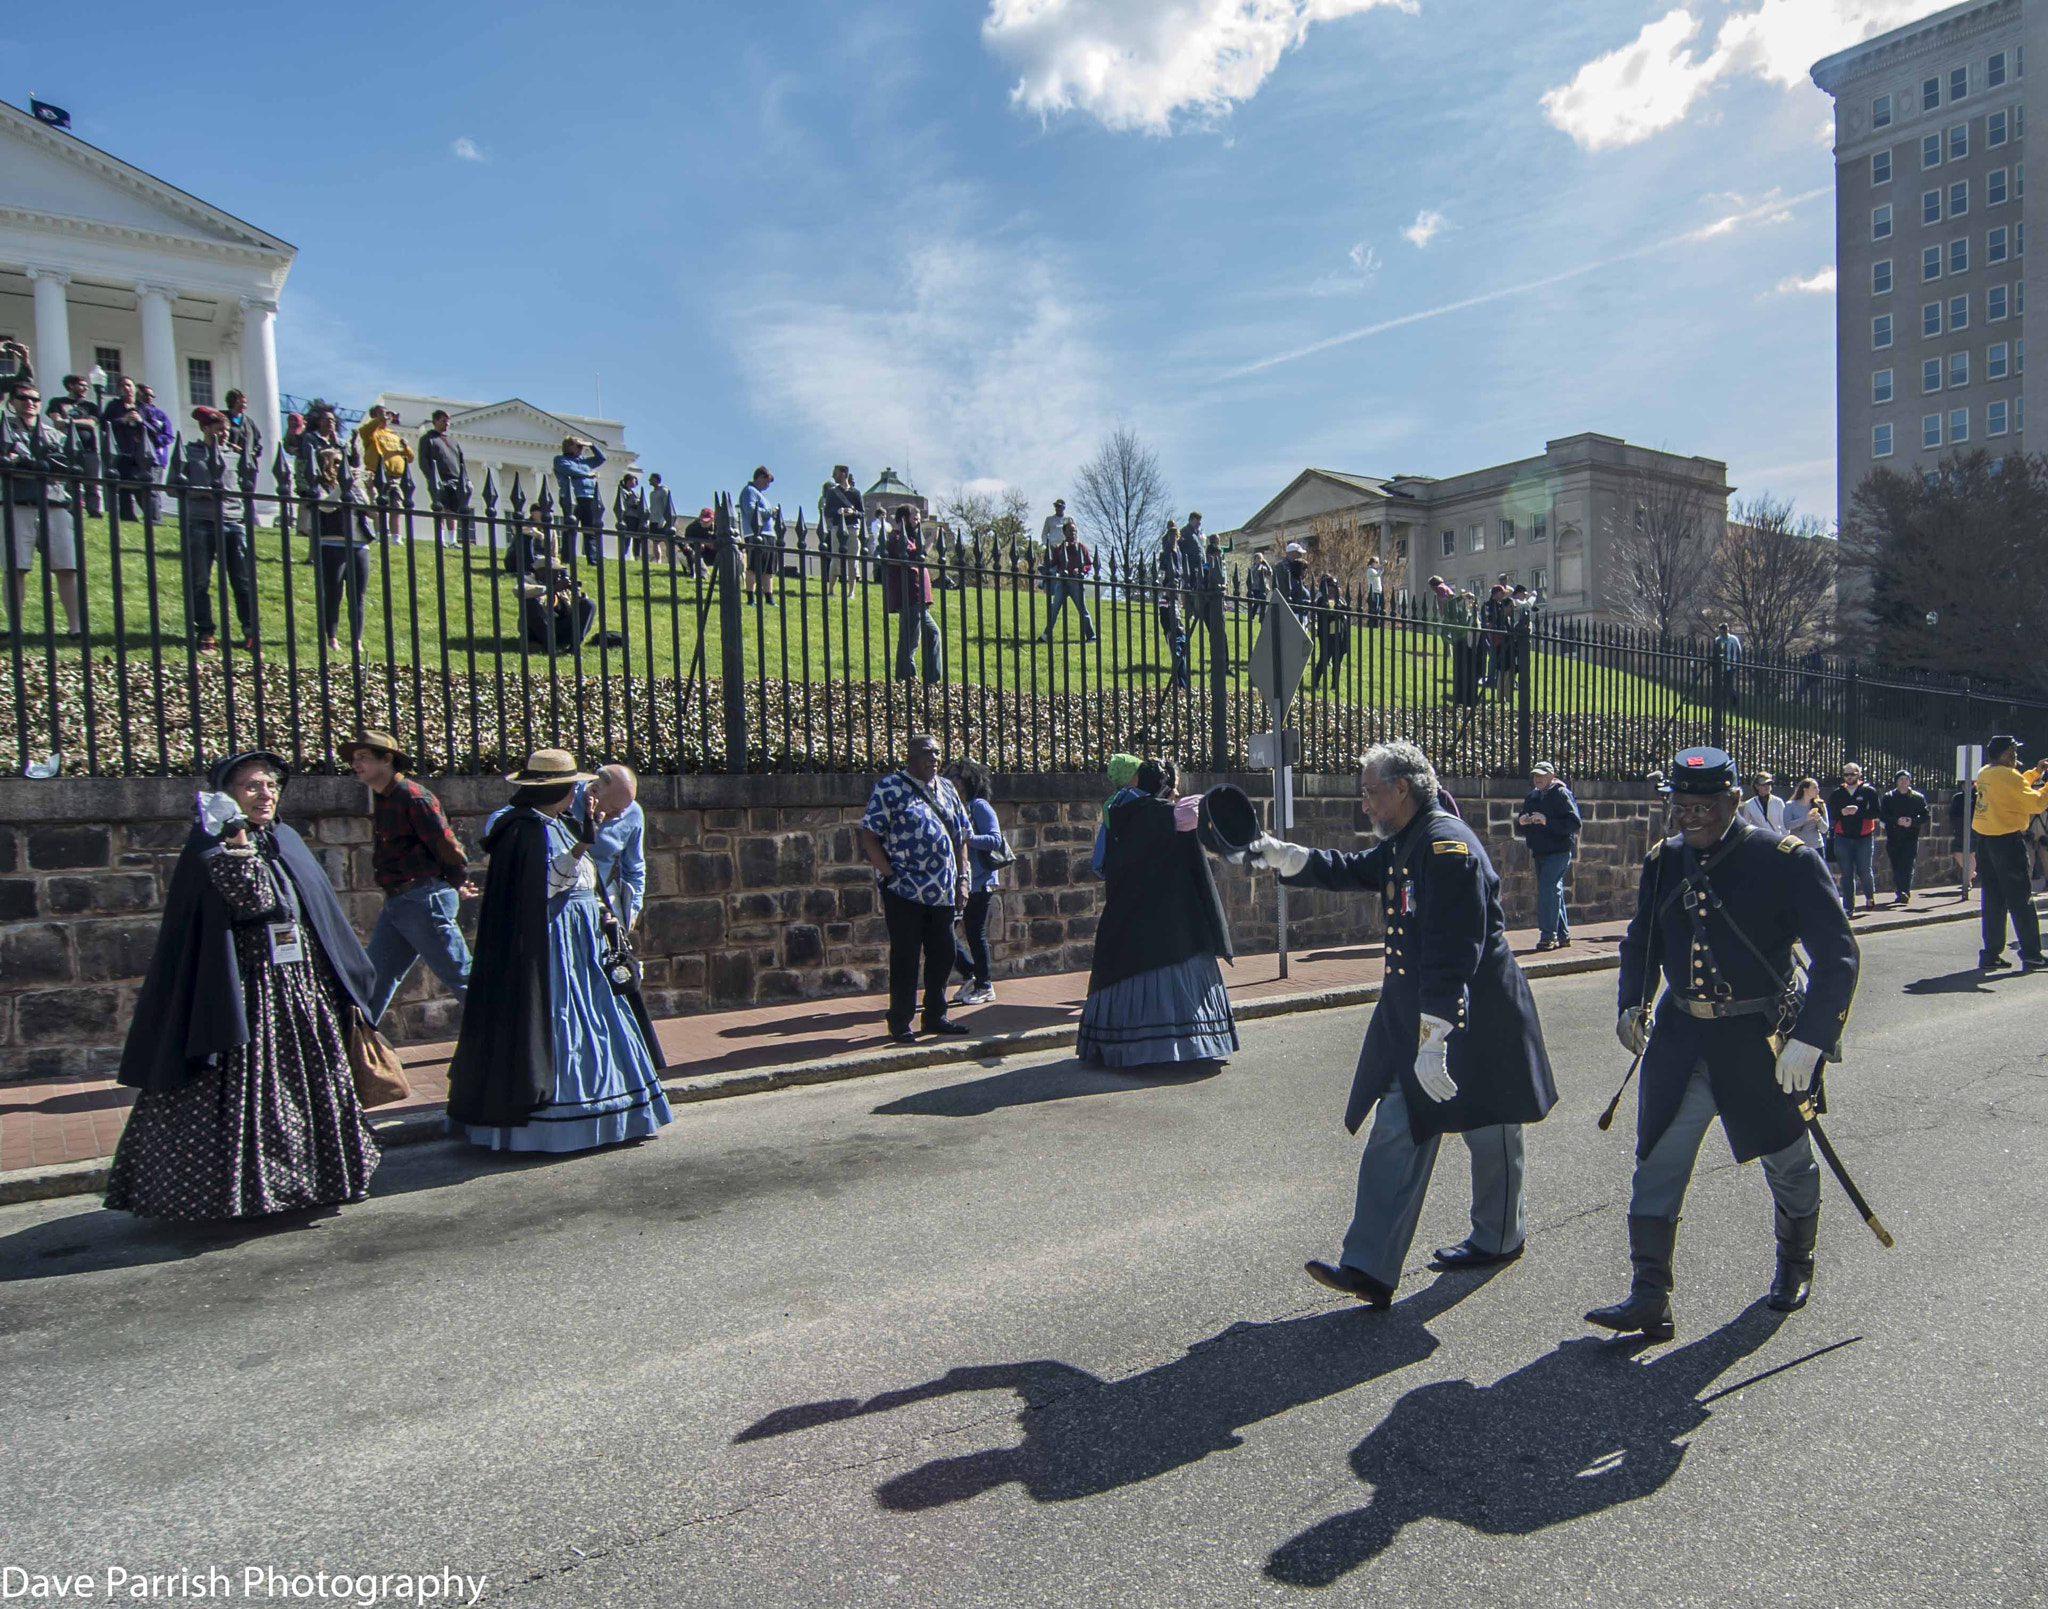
top-left (2, 920), bottom-right (2043, 1609)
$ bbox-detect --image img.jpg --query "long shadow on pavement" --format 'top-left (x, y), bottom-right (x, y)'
top-left (872, 1057), bottom-right (1224, 1117)
top-left (735, 1269), bottom-right (1499, 1505)
top-left (1264, 1300), bottom-right (1805, 1588)
top-left (1902, 969), bottom-right (1997, 995)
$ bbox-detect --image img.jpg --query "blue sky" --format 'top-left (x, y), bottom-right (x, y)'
top-left (8, 0), bottom-right (1952, 529)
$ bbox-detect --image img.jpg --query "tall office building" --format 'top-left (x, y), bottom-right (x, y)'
top-left (1812, 0), bottom-right (2039, 528)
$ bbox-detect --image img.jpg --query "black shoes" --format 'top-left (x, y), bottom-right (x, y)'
top-left (1306, 1260), bottom-right (1393, 1309)
top-left (1585, 1215), bottom-right (1677, 1340)
top-left (1982, 955), bottom-right (2015, 972)
top-left (1766, 1209), bottom-right (1818, 1312)
top-left (1430, 1240), bottom-right (1523, 1271)
top-left (923, 1018), bottom-right (973, 1036)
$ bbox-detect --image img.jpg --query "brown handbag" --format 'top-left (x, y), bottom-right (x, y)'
top-left (347, 1010), bottom-right (412, 1109)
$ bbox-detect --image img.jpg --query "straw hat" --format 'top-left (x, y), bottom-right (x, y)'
top-left (504, 748), bottom-right (596, 788)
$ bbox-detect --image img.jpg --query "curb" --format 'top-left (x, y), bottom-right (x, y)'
top-left (0, 900), bottom-right (1990, 1207)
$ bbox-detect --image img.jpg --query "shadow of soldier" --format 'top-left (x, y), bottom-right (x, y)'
top-left (1264, 1300), bottom-right (1798, 1588)
top-left (734, 1269), bottom-right (1501, 1508)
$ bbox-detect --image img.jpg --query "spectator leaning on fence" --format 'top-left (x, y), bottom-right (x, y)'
top-left (0, 375), bottom-right (84, 638)
top-left (345, 730), bottom-right (479, 1029)
top-left (739, 465), bottom-right (777, 601)
top-left (1516, 761), bottom-right (1581, 951)
top-left (554, 436), bottom-right (607, 563)
top-left (1827, 762), bottom-right (1882, 916)
top-left (1883, 770), bottom-right (1929, 906)
top-left (177, 408), bottom-right (257, 653)
top-left (861, 733), bottom-right (972, 1043)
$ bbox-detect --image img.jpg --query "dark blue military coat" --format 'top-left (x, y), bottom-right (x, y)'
top-left (1283, 808), bottom-right (1558, 1141)
top-left (1617, 821), bottom-right (1859, 1163)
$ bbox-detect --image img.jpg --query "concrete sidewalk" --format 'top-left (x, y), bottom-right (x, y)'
top-left (0, 887), bottom-right (2002, 1202)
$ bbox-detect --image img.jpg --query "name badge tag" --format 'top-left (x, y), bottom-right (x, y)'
top-left (267, 922), bottom-right (305, 964)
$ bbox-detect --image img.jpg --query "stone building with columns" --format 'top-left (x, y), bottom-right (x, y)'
top-left (367, 390), bottom-right (639, 530)
top-left (0, 100), bottom-right (291, 490)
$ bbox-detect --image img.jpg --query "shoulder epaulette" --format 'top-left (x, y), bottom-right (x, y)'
top-left (1432, 839), bottom-right (1470, 855)
top-left (1647, 840), bottom-right (1664, 861)
top-left (1776, 835), bottom-right (1800, 854)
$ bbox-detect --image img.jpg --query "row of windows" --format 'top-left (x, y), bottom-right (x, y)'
top-left (1435, 513), bottom-right (1549, 559)
top-left (1871, 108), bottom-right (2023, 189)
top-left (1872, 396), bottom-right (2024, 457)
top-left (1458, 569), bottom-right (1546, 595)
top-left (1873, 280), bottom-right (2025, 348)
top-left (1909, 165), bottom-right (2025, 220)
top-left (1872, 48), bottom-right (2020, 128)
top-left (1873, 341), bottom-right (2023, 403)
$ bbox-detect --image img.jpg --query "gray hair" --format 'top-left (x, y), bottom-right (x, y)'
top-left (1359, 741), bottom-right (1440, 810)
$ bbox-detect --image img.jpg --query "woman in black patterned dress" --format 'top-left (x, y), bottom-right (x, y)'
top-left (105, 752), bottom-right (381, 1221)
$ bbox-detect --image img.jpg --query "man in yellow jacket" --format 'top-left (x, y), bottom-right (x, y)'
top-left (354, 405), bottom-right (414, 545)
top-left (1973, 734), bottom-right (2048, 973)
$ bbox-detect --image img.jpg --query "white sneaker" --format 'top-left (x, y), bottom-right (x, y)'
top-left (952, 982), bottom-right (980, 1005)
top-left (969, 983), bottom-right (996, 1005)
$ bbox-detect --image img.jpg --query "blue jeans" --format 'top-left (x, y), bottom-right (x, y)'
top-left (894, 604), bottom-right (943, 683)
top-left (1534, 850), bottom-right (1573, 940)
top-left (367, 881), bottom-right (472, 1025)
top-left (1831, 835), bottom-right (1876, 910)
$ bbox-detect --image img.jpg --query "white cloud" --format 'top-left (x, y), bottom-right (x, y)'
top-left (1774, 265), bottom-right (1838, 295)
top-left (1401, 208), bottom-right (1447, 248)
top-left (1544, 0), bottom-right (1952, 151)
top-left (1305, 240), bottom-right (1383, 296)
top-left (982, 0), bottom-right (1418, 135)
top-left (1348, 240), bottom-right (1379, 271)
top-left (452, 136), bottom-right (487, 162)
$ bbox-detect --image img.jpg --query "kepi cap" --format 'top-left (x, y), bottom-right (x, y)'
top-left (1663, 745), bottom-right (1738, 795)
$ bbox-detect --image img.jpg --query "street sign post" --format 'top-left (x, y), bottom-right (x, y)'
top-left (1250, 595), bottom-right (1313, 977)
top-left (1957, 744), bottom-right (1984, 895)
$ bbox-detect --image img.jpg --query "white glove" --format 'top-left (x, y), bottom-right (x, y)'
top-left (1246, 834), bottom-right (1311, 877)
top-left (1774, 1038), bottom-right (1826, 1095)
top-left (195, 790), bottom-right (248, 839)
top-left (1616, 1008), bottom-right (1650, 1056)
top-left (1413, 1013), bottom-right (1458, 1102)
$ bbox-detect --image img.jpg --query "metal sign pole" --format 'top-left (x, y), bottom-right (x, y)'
top-left (1274, 696), bottom-right (1290, 980)
top-left (1958, 743), bottom-right (1981, 898)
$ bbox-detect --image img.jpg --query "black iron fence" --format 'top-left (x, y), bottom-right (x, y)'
top-left (3, 445), bottom-right (2044, 786)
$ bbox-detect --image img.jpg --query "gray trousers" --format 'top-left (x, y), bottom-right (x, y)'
top-left (1629, 1060), bottom-right (1819, 1221)
top-left (1341, 1082), bottom-right (1526, 1286)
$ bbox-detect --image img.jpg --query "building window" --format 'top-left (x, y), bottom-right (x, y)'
top-left (1873, 259), bottom-right (1894, 294)
top-left (1989, 225), bottom-right (2009, 263)
top-left (1949, 122), bottom-right (1969, 160)
top-left (1466, 523), bottom-right (1484, 553)
top-left (1531, 512), bottom-right (1548, 543)
top-left (1950, 407), bottom-right (1970, 442)
top-left (1874, 422), bottom-right (1895, 457)
top-left (1923, 133), bottom-right (1942, 169)
top-left (1921, 301), bottom-right (1941, 337)
top-left (1950, 293), bottom-right (1970, 330)
top-left (1923, 245), bottom-right (1943, 281)
top-left (1989, 283), bottom-right (2009, 320)
top-left (2018, 162), bottom-right (2025, 200)
top-left (1949, 237), bottom-right (1969, 274)
top-left (2017, 396), bottom-right (2024, 434)
top-left (1466, 575), bottom-right (1484, 596)
top-left (1874, 368), bottom-right (1895, 404)
top-left (1950, 350), bottom-right (1970, 387)
top-left (2018, 338), bottom-right (2026, 374)
top-left (1499, 518), bottom-right (1516, 547)
top-left (1922, 187), bottom-right (1943, 224)
top-left (1989, 167), bottom-right (2008, 205)
top-left (1988, 341), bottom-right (2009, 379)
top-left (1989, 51), bottom-right (2007, 88)
top-left (2017, 221), bottom-right (2025, 256)
top-left (1923, 413), bottom-right (1943, 449)
top-left (1529, 566), bottom-right (1547, 592)
top-left (185, 357), bottom-right (213, 407)
top-left (1990, 108), bottom-right (2009, 147)
top-left (1951, 66), bottom-right (1969, 102)
top-left (1872, 149), bottom-right (1893, 185)
top-left (1949, 179), bottom-right (1969, 216)
top-left (1874, 92), bottom-right (1893, 128)
top-left (2017, 278), bottom-right (2026, 315)
top-left (1923, 76), bottom-right (1941, 111)
top-left (1440, 530), bottom-right (1455, 558)
top-left (1923, 357), bottom-right (1943, 394)
top-left (93, 346), bottom-right (122, 381)
top-left (1873, 203), bottom-right (1893, 239)
top-left (1989, 399), bottom-right (2009, 435)
top-left (1875, 313), bottom-right (1895, 348)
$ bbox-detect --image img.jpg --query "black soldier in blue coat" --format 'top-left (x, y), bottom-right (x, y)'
top-left (1587, 747), bottom-right (1860, 1340)
top-left (1248, 740), bottom-right (1558, 1308)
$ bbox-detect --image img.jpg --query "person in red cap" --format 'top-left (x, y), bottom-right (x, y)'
top-left (175, 406), bottom-right (256, 651)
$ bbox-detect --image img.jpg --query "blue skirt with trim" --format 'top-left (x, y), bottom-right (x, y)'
top-left (1077, 953), bottom-right (1238, 1068)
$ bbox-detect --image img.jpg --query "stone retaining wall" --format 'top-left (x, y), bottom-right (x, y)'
top-left (0, 772), bottom-right (1968, 1082)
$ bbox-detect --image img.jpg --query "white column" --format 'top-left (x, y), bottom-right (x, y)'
top-left (135, 282), bottom-right (181, 412)
top-left (25, 266), bottom-right (72, 381)
top-left (239, 296), bottom-right (281, 494)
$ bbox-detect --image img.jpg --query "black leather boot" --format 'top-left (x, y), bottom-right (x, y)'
top-left (1766, 1208), bottom-right (1818, 1312)
top-left (1585, 1215), bottom-right (1677, 1340)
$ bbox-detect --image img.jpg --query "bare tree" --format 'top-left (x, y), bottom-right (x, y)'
top-left (1072, 425), bottom-right (1171, 576)
top-left (1606, 466), bottom-right (1719, 639)
top-left (940, 484), bottom-right (1034, 569)
top-left (1711, 496), bottom-right (1837, 661)
top-left (1305, 509), bottom-right (1400, 593)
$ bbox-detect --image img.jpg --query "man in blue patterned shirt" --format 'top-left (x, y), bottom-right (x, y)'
top-left (861, 733), bottom-right (972, 1042)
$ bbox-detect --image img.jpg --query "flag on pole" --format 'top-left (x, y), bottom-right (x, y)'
top-left (30, 99), bottom-right (72, 130)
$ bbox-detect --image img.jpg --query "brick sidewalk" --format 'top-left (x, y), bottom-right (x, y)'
top-left (0, 890), bottom-right (1991, 1177)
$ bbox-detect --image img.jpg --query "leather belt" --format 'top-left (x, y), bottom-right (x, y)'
top-left (1672, 993), bottom-right (1777, 1020)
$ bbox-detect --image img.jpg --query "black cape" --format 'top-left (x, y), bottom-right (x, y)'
top-left (117, 821), bottom-right (376, 1093)
top-left (1089, 794), bottom-right (1232, 994)
top-left (445, 807), bottom-right (555, 1127)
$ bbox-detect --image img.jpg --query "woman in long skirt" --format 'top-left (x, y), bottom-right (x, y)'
top-left (447, 749), bottom-right (673, 1152)
top-left (105, 751), bottom-right (380, 1220)
top-left (1078, 757), bottom-right (1239, 1068)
